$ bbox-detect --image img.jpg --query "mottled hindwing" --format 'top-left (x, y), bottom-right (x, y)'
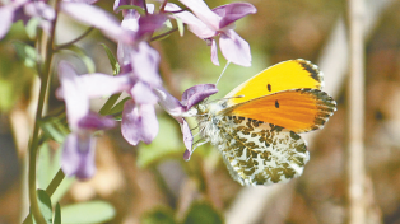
top-left (218, 116), bottom-right (309, 186)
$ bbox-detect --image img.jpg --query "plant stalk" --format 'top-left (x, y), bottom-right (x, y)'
top-left (28, 0), bottom-right (61, 223)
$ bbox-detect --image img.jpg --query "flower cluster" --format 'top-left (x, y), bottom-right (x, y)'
top-left (0, 0), bottom-right (256, 179)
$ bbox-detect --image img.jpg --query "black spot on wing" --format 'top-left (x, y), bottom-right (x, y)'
top-left (267, 84), bottom-right (271, 92)
top-left (275, 100), bottom-right (279, 108)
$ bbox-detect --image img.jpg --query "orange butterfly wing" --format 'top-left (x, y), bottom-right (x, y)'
top-left (224, 89), bottom-right (336, 133)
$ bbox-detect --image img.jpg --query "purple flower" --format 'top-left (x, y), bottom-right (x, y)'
top-left (61, 2), bottom-right (134, 44)
top-left (60, 6), bottom-right (166, 146)
top-left (61, 2), bottom-right (166, 45)
top-left (61, 113), bottom-right (116, 179)
top-left (0, 0), bottom-right (55, 39)
top-left (156, 84), bottom-right (218, 160)
top-left (57, 61), bottom-right (128, 178)
top-left (167, 1), bottom-right (256, 66)
top-left (118, 40), bottom-right (162, 145)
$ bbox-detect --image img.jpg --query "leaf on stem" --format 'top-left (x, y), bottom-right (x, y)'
top-left (99, 93), bottom-right (122, 116)
top-left (37, 190), bottom-right (52, 224)
top-left (100, 43), bottom-right (120, 75)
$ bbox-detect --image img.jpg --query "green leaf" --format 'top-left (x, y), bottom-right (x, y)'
top-left (40, 120), bottom-right (65, 143)
top-left (100, 43), bottom-right (120, 75)
top-left (141, 208), bottom-right (176, 224)
top-left (13, 42), bottom-right (38, 67)
top-left (176, 18), bottom-right (184, 37)
top-left (115, 5), bottom-right (145, 14)
top-left (61, 201), bottom-right (115, 224)
top-left (54, 203), bottom-right (61, 224)
top-left (99, 93), bottom-right (122, 116)
top-left (51, 176), bottom-right (75, 206)
top-left (184, 202), bottom-right (223, 224)
top-left (63, 45), bottom-right (96, 74)
top-left (47, 147), bottom-right (75, 206)
top-left (109, 97), bottom-right (130, 114)
top-left (37, 144), bottom-right (50, 190)
top-left (26, 17), bottom-right (40, 39)
top-left (37, 190), bottom-right (52, 224)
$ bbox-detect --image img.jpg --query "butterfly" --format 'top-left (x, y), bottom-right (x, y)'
top-left (195, 59), bottom-right (336, 186)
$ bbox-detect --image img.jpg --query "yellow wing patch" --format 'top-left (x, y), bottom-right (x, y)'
top-left (225, 60), bottom-right (323, 106)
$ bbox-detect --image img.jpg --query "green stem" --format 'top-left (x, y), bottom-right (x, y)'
top-left (150, 28), bottom-right (178, 42)
top-left (29, 0), bottom-right (61, 223)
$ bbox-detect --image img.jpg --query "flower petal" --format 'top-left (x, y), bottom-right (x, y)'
top-left (24, 2), bottom-right (55, 21)
top-left (0, 6), bottom-right (13, 39)
top-left (62, 3), bottom-right (134, 44)
top-left (137, 13), bottom-right (167, 39)
top-left (121, 100), bottom-right (158, 145)
top-left (61, 134), bottom-right (79, 177)
top-left (78, 112), bottom-right (117, 131)
top-left (58, 61), bottom-right (90, 130)
top-left (212, 3), bottom-right (256, 28)
top-left (121, 15), bottom-right (139, 33)
top-left (121, 100), bottom-right (141, 145)
top-left (79, 73), bottom-right (129, 97)
top-left (131, 82), bottom-right (157, 104)
top-left (182, 149), bottom-right (191, 160)
top-left (181, 84), bottom-right (218, 109)
top-left (74, 134), bottom-right (97, 179)
top-left (169, 10), bottom-right (214, 38)
top-left (219, 30), bottom-right (251, 66)
top-left (154, 87), bottom-right (184, 117)
top-left (64, 0), bottom-right (98, 4)
top-left (179, 118), bottom-right (192, 152)
top-left (131, 42), bottom-right (162, 88)
top-left (178, 0), bottom-right (220, 30)
top-left (140, 103), bottom-right (158, 144)
top-left (61, 133), bottom-right (97, 179)
top-left (210, 38), bottom-right (219, 66)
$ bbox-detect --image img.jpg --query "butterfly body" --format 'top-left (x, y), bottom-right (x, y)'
top-left (195, 60), bottom-right (336, 186)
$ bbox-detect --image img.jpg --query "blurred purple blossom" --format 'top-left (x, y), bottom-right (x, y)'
top-left (167, 1), bottom-right (256, 66)
top-left (61, 113), bottom-right (116, 179)
top-left (118, 41), bottom-right (162, 145)
top-left (62, 2), bottom-right (166, 45)
top-left (61, 2), bottom-right (135, 44)
top-left (57, 61), bottom-right (128, 178)
top-left (0, 0), bottom-right (55, 39)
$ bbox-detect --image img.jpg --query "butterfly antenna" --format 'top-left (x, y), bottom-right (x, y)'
top-left (216, 61), bottom-right (231, 87)
top-left (206, 95), bottom-right (245, 105)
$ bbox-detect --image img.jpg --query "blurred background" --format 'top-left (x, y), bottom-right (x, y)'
top-left (1, 0), bottom-right (400, 223)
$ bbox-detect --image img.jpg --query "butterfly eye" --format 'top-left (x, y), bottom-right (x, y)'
top-left (221, 101), bottom-right (228, 108)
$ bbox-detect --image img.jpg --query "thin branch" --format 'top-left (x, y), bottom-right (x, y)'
top-left (348, 0), bottom-right (366, 223)
top-left (150, 28), bottom-right (178, 42)
top-left (143, 0), bottom-right (148, 15)
top-left (53, 27), bottom-right (94, 52)
top-left (160, 0), bottom-right (168, 13)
